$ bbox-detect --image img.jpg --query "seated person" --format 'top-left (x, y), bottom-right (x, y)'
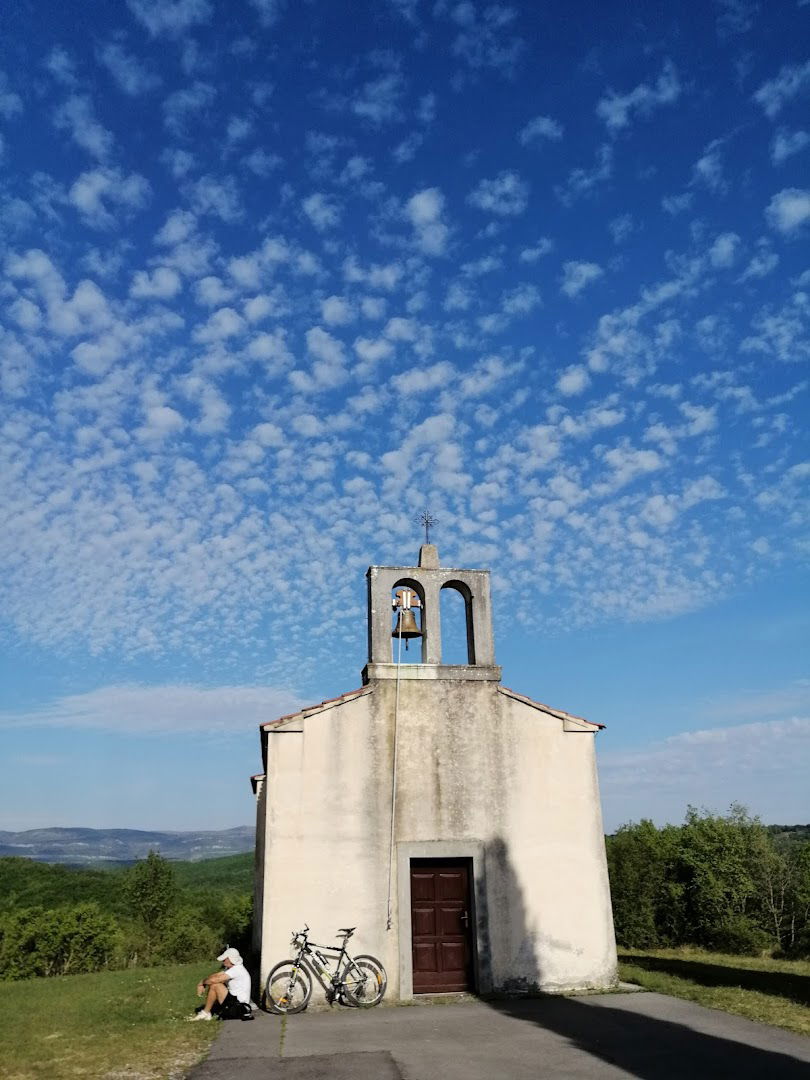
top-left (188, 946), bottom-right (253, 1021)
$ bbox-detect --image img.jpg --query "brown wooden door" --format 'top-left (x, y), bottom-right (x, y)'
top-left (411, 859), bottom-right (473, 993)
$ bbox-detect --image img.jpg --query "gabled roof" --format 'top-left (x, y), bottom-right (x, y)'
top-left (260, 686), bottom-right (373, 731)
top-left (497, 685), bottom-right (604, 731)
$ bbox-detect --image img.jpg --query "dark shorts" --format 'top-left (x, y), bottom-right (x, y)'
top-left (212, 992), bottom-right (251, 1020)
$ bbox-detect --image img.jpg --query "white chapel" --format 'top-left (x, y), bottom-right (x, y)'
top-left (252, 544), bottom-right (617, 1001)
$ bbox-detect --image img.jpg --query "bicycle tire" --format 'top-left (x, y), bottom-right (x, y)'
top-left (265, 960), bottom-right (312, 1014)
top-left (341, 955), bottom-right (387, 1008)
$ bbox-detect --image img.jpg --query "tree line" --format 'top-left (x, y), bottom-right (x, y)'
top-left (0, 851), bottom-right (252, 980)
top-left (606, 805), bottom-right (810, 956)
top-left (3, 806), bottom-right (809, 982)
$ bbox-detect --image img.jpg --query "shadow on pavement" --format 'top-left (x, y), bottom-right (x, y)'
top-left (621, 954), bottom-right (810, 1006)
top-left (489, 995), bottom-right (809, 1080)
top-left (483, 836), bottom-right (808, 1079)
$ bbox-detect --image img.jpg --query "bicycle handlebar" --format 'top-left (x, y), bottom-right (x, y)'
top-left (291, 925), bottom-right (356, 944)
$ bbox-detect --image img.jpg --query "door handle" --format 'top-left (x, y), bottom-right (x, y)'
top-left (460, 910), bottom-right (469, 927)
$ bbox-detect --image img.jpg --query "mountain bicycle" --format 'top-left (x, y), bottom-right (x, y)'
top-left (264, 925), bottom-right (387, 1013)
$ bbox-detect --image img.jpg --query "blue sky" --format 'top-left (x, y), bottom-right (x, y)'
top-left (0, 0), bottom-right (808, 834)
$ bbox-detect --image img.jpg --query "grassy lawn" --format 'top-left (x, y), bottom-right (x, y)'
top-left (618, 947), bottom-right (810, 1038)
top-left (1, 962), bottom-right (219, 1080)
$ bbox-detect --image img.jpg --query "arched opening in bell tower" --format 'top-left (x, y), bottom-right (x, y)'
top-left (390, 578), bottom-right (425, 663)
top-left (440, 580), bottom-right (475, 665)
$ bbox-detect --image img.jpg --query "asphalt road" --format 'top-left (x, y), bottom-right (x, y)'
top-left (188, 991), bottom-right (810, 1079)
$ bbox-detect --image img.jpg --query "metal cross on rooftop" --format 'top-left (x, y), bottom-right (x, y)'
top-left (418, 509), bottom-right (437, 545)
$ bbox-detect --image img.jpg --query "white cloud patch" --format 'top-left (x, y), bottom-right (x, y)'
top-left (137, 403), bottom-right (185, 442)
top-left (247, 0), bottom-right (286, 26)
top-left (596, 61), bottom-right (681, 131)
top-left (321, 295), bottom-right (354, 325)
top-left (302, 192), bottom-right (341, 231)
top-left (69, 168), bottom-right (151, 228)
top-left (0, 684), bottom-right (300, 734)
top-left (288, 326), bottom-right (348, 392)
top-left (163, 82), bottom-right (216, 135)
top-left (53, 95), bottom-right (114, 160)
top-left (693, 142), bottom-right (725, 192)
top-left (97, 43), bottom-right (161, 95)
top-left (519, 238), bottom-right (553, 262)
top-left (467, 171), bottom-right (529, 216)
top-left (445, 1), bottom-right (524, 75)
top-left (188, 175), bottom-right (242, 223)
top-left (714, 0), bottom-right (759, 37)
top-left (351, 73), bottom-right (405, 127)
top-left (771, 128), bottom-right (810, 165)
top-left (708, 232), bottom-right (740, 268)
top-left (193, 306), bottom-right (245, 343)
top-left (127, 0), bottom-right (213, 37)
top-left (556, 365), bottom-right (591, 396)
top-left (391, 360), bottom-right (454, 394)
top-left (0, 71), bottom-right (23, 118)
top-left (561, 261), bottom-right (603, 297)
top-left (44, 47), bottom-right (78, 87)
top-left (601, 444), bottom-right (664, 488)
top-left (518, 115), bottom-right (563, 145)
top-left (766, 188), bottom-right (810, 234)
top-left (600, 715), bottom-right (810, 832)
top-left (405, 187), bottom-right (449, 255)
top-left (753, 59), bottom-right (810, 118)
top-left (556, 145), bottom-right (613, 205)
top-left (129, 266), bottom-right (182, 300)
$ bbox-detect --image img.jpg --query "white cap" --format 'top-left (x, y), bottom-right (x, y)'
top-left (217, 947), bottom-right (242, 965)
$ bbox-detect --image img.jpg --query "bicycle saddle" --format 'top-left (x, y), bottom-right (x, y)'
top-left (338, 927), bottom-right (356, 936)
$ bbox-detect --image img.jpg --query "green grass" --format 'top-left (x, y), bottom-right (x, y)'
top-left (618, 947), bottom-right (810, 1038)
top-left (0, 962), bottom-right (219, 1080)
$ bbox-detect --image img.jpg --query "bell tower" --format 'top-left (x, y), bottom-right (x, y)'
top-left (362, 544), bottom-right (501, 682)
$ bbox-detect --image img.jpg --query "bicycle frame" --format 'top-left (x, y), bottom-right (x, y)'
top-left (289, 928), bottom-right (362, 997)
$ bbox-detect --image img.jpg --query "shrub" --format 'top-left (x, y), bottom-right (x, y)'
top-left (711, 915), bottom-right (771, 956)
top-left (0, 903), bottom-right (120, 979)
top-left (152, 909), bottom-right (220, 964)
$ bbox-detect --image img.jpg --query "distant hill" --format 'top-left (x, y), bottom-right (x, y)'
top-left (0, 826), bottom-right (255, 865)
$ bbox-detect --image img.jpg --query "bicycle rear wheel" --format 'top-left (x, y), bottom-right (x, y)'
top-left (265, 960), bottom-right (312, 1014)
top-left (342, 955), bottom-right (387, 1007)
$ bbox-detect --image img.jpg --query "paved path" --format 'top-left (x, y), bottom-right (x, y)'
top-left (189, 992), bottom-right (810, 1079)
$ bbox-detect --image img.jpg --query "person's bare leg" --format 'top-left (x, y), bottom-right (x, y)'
top-left (204, 983), bottom-right (228, 1013)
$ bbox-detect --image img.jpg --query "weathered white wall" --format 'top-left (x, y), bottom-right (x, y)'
top-left (256, 677), bottom-right (617, 1001)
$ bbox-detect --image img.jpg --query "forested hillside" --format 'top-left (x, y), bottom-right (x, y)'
top-left (606, 806), bottom-right (810, 957)
top-left (0, 852), bottom-right (253, 981)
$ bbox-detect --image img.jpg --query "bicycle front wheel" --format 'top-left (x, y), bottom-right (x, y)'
top-left (342, 955), bottom-right (387, 1007)
top-left (265, 960), bottom-right (312, 1014)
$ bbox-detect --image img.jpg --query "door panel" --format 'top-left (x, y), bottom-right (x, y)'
top-left (410, 859), bottom-right (474, 993)
top-left (411, 873), bottom-right (435, 901)
top-left (412, 907), bottom-right (436, 936)
top-left (437, 905), bottom-right (464, 935)
top-left (413, 943), bottom-right (437, 971)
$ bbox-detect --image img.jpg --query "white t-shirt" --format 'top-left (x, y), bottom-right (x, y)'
top-left (225, 962), bottom-right (251, 1003)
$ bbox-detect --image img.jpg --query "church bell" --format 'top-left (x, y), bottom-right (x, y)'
top-left (392, 609), bottom-right (422, 642)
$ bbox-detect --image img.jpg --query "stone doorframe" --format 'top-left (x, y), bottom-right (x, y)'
top-left (396, 839), bottom-right (492, 1000)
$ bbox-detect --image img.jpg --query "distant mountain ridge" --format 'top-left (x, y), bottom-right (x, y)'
top-left (0, 826), bottom-right (256, 865)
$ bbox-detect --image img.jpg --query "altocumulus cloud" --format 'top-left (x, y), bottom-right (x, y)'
top-left (599, 715), bottom-right (810, 830)
top-left (0, 685), bottom-right (302, 736)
